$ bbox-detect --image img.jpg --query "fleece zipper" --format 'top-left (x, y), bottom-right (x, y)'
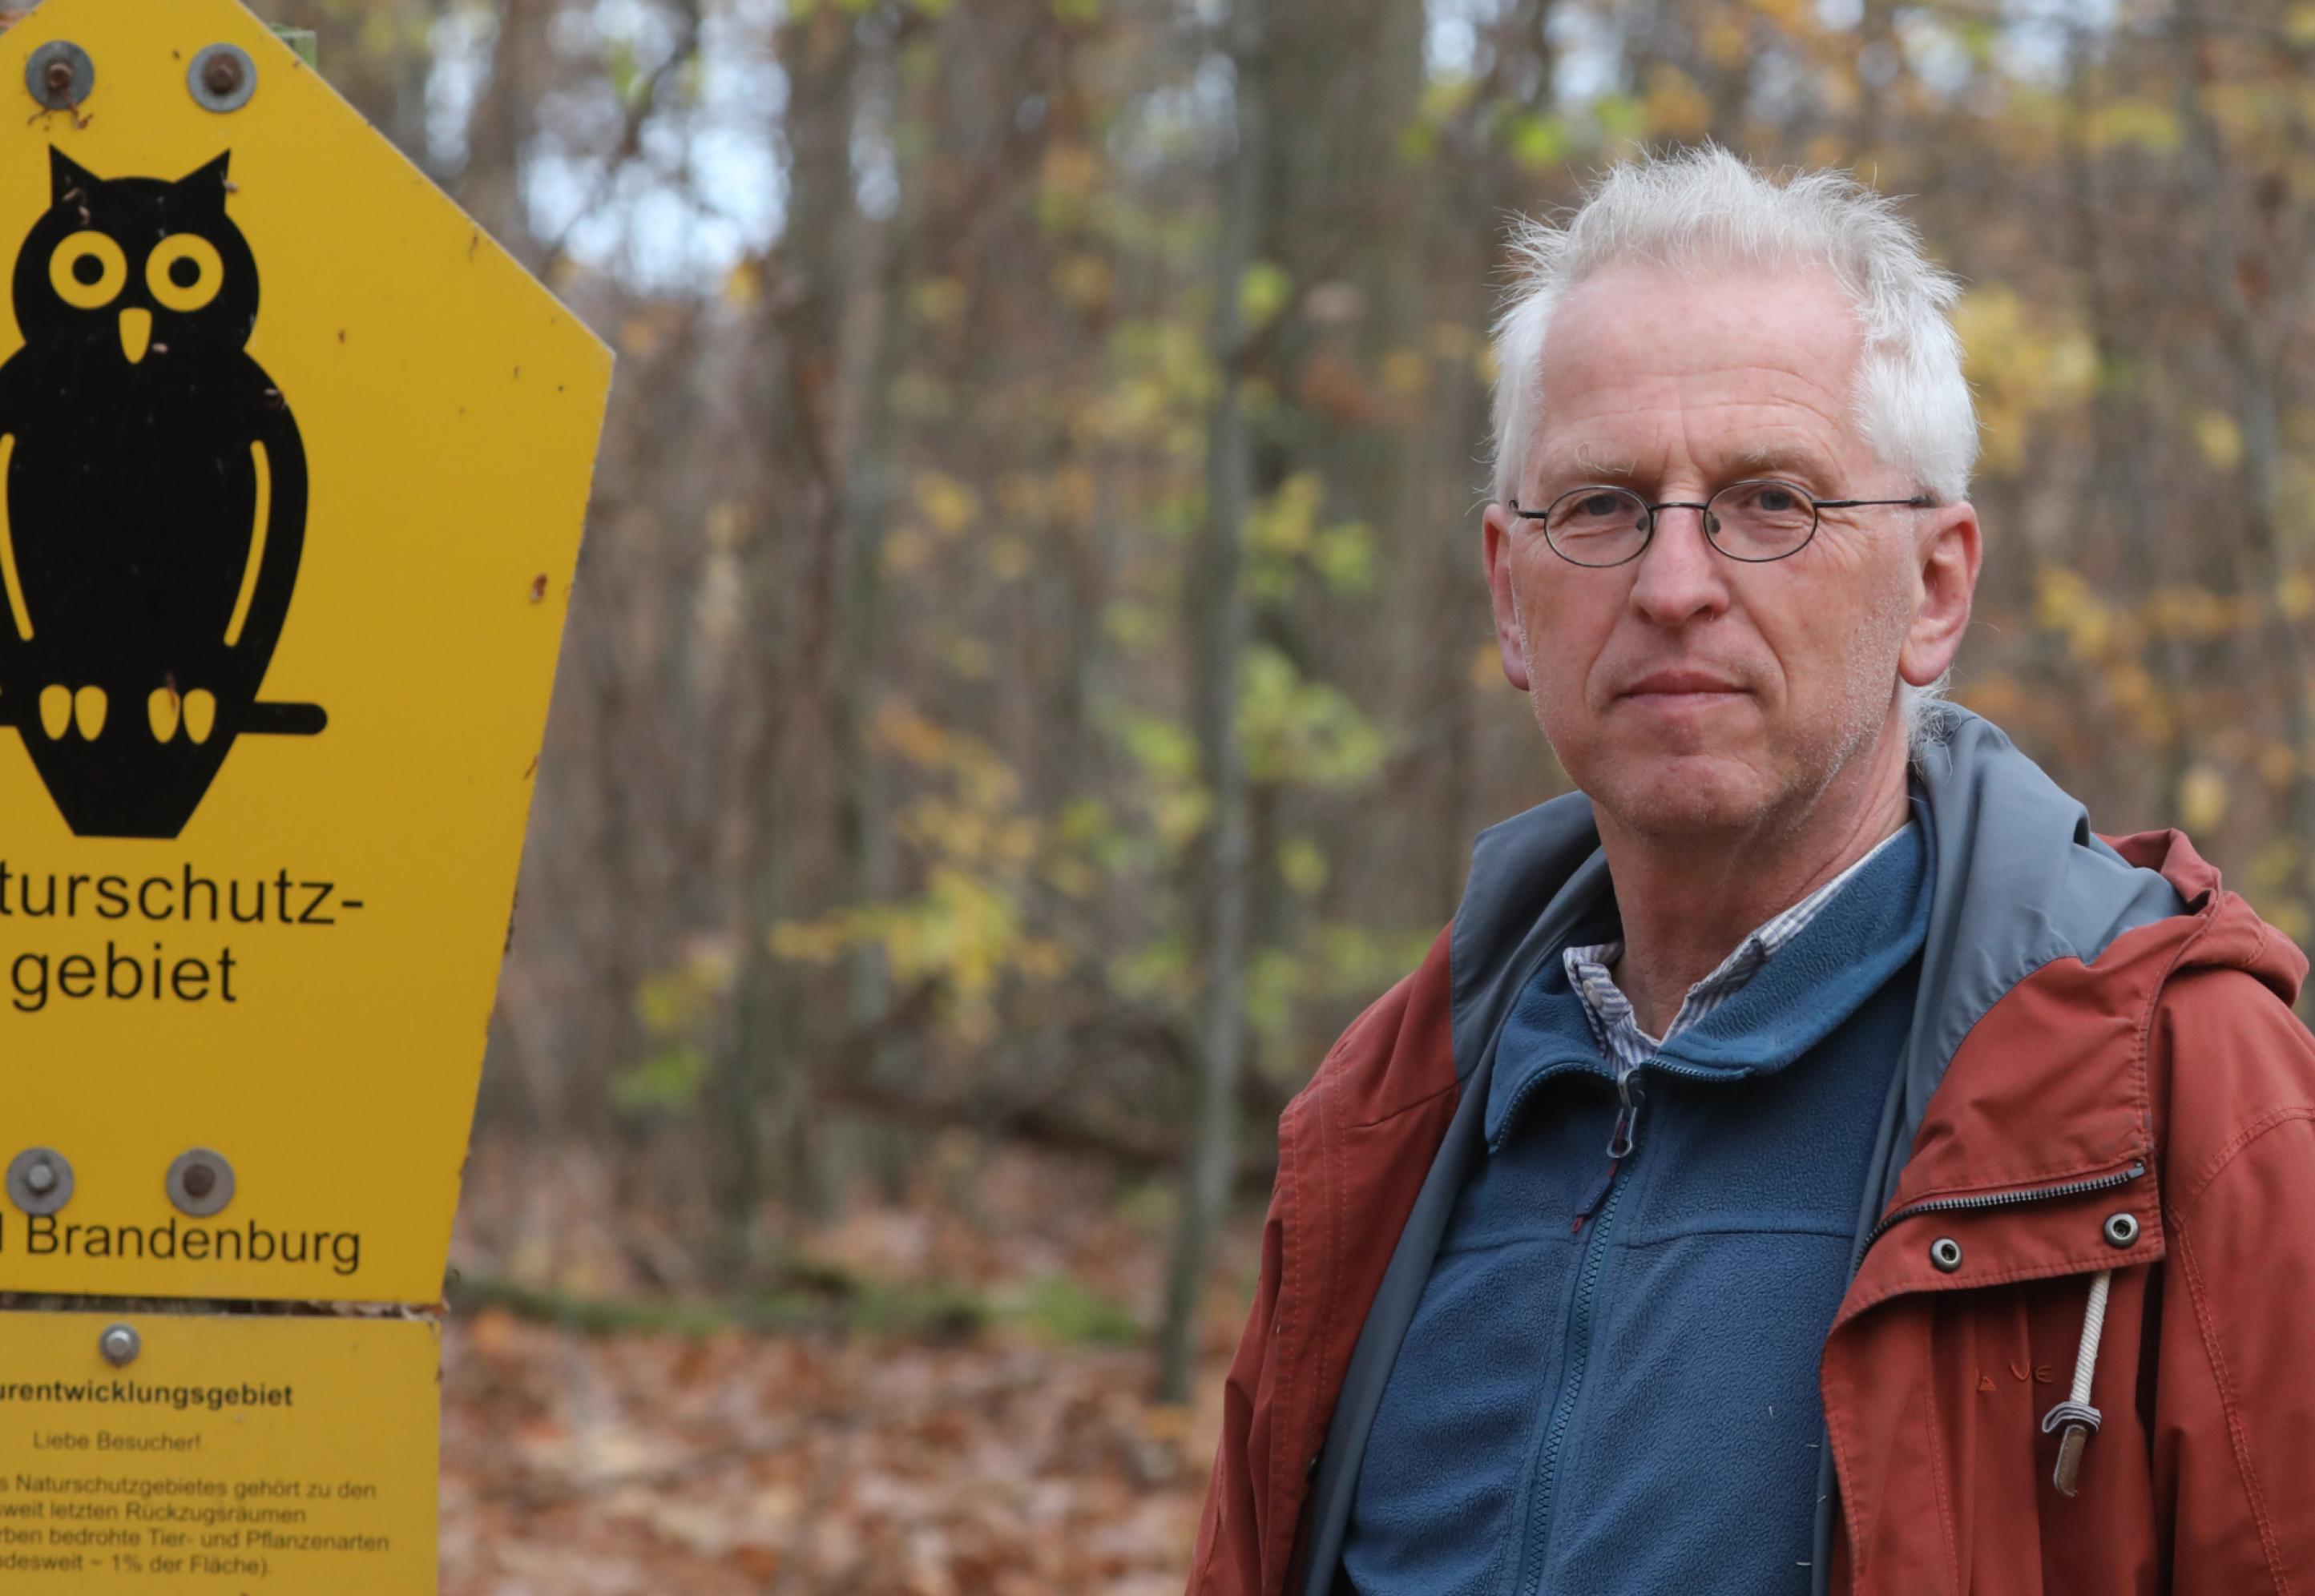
top-left (1514, 1128), bottom-right (1630, 1596)
top-left (1510, 1058), bottom-right (1720, 1596)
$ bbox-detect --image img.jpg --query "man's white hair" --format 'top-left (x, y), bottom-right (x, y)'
top-left (1486, 143), bottom-right (1978, 757)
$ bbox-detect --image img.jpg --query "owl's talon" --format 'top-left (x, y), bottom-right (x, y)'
top-left (147, 688), bottom-right (180, 742)
top-left (184, 689), bottom-right (216, 745)
top-left (72, 686), bottom-right (105, 740)
top-left (38, 684), bottom-right (68, 740)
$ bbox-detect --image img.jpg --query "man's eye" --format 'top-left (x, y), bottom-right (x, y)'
top-left (1756, 487), bottom-right (1797, 512)
top-left (1579, 494), bottom-right (1624, 518)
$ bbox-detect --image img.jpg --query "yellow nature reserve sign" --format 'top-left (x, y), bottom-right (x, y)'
top-left (0, 1310), bottom-right (439, 1592)
top-left (0, 0), bottom-right (610, 1303)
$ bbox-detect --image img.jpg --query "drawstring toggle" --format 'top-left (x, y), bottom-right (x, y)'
top-left (2040, 1269), bottom-right (2113, 1497)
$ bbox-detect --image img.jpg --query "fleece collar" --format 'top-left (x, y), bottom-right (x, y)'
top-left (1483, 813), bottom-right (1931, 1152)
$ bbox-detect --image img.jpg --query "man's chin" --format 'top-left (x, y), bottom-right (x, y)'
top-left (1581, 749), bottom-right (1775, 840)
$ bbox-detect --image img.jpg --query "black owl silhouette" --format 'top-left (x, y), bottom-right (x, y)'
top-left (0, 148), bottom-right (321, 839)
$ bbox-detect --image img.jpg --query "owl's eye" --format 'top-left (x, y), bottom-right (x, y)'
top-left (48, 231), bottom-right (125, 309)
top-left (147, 235), bottom-right (223, 312)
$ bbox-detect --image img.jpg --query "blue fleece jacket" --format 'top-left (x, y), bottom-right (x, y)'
top-left (1337, 811), bottom-right (1932, 1595)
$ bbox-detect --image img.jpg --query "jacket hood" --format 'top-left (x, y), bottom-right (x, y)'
top-left (2102, 822), bottom-right (2305, 1003)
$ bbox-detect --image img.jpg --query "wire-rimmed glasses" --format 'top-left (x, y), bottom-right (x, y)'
top-left (1506, 479), bottom-right (1931, 567)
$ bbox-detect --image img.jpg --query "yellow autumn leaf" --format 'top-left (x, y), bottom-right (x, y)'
top-left (1239, 260), bottom-right (1292, 328)
top-left (2281, 570), bottom-right (2315, 620)
top-left (2035, 565), bottom-right (2114, 660)
top-left (912, 276), bottom-right (968, 326)
top-left (1955, 288), bottom-right (2097, 477)
top-left (1381, 349), bottom-right (1430, 397)
top-left (2195, 409), bottom-right (2244, 472)
top-left (882, 526), bottom-right (932, 575)
top-left (1051, 253), bottom-right (1112, 312)
top-left (1278, 834), bottom-right (1329, 896)
top-left (1699, 11), bottom-right (1748, 70)
top-left (2179, 764), bottom-right (2230, 834)
top-left (873, 699), bottom-right (950, 767)
top-left (1642, 64), bottom-right (1710, 141)
top-left (913, 470), bottom-right (979, 537)
top-left (721, 259), bottom-right (760, 311)
top-left (768, 917), bottom-right (850, 962)
top-left (2261, 741), bottom-right (2298, 789)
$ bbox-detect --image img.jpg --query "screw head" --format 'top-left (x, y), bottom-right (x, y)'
top-left (165, 1147), bottom-right (235, 1216)
top-left (6, 1147), bottom-right (73, 1215)
top-left (98, 1324), bottom-right (139, 1367)
top-left (187, 43), bottom-right (256, 113)
top-left (2103, 1211), bottom-right (2140, 1248)
top-left (24, 41), bottom-right (93, 111)
top-left (1929, 1235), bottom-right (1964, 1273)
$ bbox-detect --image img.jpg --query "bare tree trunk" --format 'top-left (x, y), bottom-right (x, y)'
top-left (2063, 28), bottom-right (2190, 820)
top-left (1159, 0), bottom-right (1268, 1406)
top-left (835, 11), bottom-right (926, 1199)
top-left (2174, 6), bottom-right (2315, 953)
top-left (457, 0), bottom-right (541, 255)
top-left (720, 3), bottom-right (862, 1264)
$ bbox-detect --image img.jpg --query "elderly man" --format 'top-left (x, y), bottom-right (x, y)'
top-left (1184, 147), bottom-right (2315, 1596)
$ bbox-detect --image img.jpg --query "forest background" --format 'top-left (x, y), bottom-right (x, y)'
top-left (263, 0), bottom-right (2315, 1586)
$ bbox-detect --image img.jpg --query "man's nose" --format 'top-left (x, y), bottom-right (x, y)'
top-left (1625, 503), bottom-right (1730, 623)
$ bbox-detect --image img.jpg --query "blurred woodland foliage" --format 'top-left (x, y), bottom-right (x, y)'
top-left (279, 0), bottom-right (2315, 1398)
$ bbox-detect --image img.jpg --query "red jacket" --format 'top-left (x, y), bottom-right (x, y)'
top-left (1188, 738), bottom-right (2315, 1594)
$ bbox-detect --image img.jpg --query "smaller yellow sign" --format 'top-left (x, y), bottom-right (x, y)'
top-left (0, 1310), bottom-right (436, 1591)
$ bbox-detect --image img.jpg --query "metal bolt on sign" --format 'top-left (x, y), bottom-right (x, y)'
top-left (165, 1148), bottom-right (236, 1216)
top-left (188, 42), bottom-right (255, 112)
top-left (99, 1324), bottom-right (139, 1368)
top-left (6, 1147), bottom-right (73, 1215)
top-left (23, 39), bottom-right (91, 109)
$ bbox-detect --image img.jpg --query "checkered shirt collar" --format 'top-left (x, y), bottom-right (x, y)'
top-left (1563, 823), bottom-right (1913, 1077)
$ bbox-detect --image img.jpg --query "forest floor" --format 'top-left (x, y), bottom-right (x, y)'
top-left (438, 1139), bottom-right (1253, 1594)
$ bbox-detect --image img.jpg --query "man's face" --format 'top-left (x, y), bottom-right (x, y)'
top-left (1482, 259), bottom-right (1977, 843)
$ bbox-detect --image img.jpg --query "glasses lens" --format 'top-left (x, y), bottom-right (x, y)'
top-left (1545, 486), bottom-right (1650, 566)
top-left (1707, 480), bottom-right (1817, 560)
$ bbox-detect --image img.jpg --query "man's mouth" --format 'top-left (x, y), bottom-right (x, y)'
top-left (1618, 669), bottom-right (1747, 700)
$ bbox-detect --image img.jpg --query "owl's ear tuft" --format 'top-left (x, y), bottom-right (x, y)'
top-left (48, 147), bottom-right (99, 204)
top-left (176, 151), bottom-right (232, 208)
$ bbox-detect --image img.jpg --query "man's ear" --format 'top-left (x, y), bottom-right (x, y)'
top-left (1483, 503), bottom-right (1532, 691)
top-left (1899, 501), bottom-right (1981, 687)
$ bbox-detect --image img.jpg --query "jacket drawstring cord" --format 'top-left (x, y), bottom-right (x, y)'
top-left (2039, 1268), bottom-right (2111, 1497)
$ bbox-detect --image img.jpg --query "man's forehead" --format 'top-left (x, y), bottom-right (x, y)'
top-left (1531, 264), bottom-right (1867, 486)
top-left (1539, 263), bottom-right (1861, 401)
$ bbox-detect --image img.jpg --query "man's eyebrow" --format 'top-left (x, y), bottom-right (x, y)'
top-left (1721, 442), bottom-right (1836, 481)
top-left (1548, 445), bottom-right (1639, 482)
